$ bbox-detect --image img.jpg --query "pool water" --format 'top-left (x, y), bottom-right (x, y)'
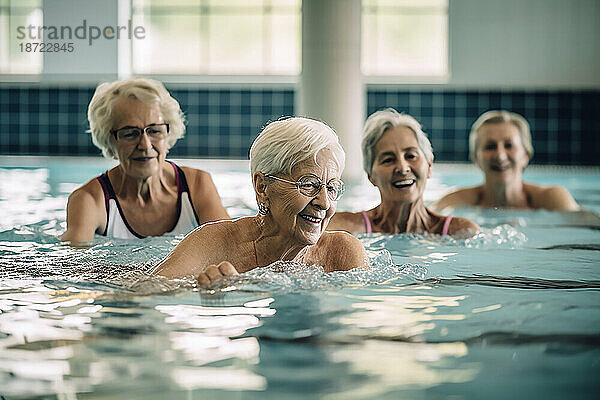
top-left (1, 157), bottom-right (599, 399)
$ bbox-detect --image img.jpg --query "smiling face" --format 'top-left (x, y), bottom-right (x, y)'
top-left (369, 125), bottom-right (432, 204)
top-left (112, 97), bottom-right (167, 179)
top-left (475, 122), bottom-right (529, 183)
top-left (265, 147), bottom-right (340, 246)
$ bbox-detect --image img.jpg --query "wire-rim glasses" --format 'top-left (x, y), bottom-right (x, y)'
top-left (265, 174), bottom-right (345, 201)
top-left (111, 123), bottom-right (169, 142)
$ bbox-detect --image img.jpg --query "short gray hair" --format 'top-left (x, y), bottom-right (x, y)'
top-left (87, 78), bottom-right (186, 159)
top-left (469, 110), bottom-right (533, 162)
top-left (250, 117), bottom-right (345, 177)
top-left (361, 108), bottom-right (433, 175)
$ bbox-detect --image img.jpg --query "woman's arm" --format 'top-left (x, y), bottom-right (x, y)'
top-left (153, 222), bottom-right (219, 279)
top-left (61, 182), bottom-right (105, 246)
top-left (185, 168), bottom-right (230, 224)
top-left (152, 220), bottom-right (244, 282)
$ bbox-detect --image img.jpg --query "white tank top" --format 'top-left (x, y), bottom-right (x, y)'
top-left (98, 162), bottom-right (199, 239)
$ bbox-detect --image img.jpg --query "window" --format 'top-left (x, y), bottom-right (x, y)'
top-left (131, 0), bottom-right (301, 75)
top-left (0, 0), bottom-right (42, 74)
top-left (362, 0), bottom-right (448, 77)
top-left (133, 0), bottom-right (447, 78)
top-left (0, 0), bottom-right (448, 79)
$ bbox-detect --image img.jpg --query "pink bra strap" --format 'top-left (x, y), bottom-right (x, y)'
top-left (442, 215), bottom-right (453, 236)
top-left (361, 210), bottom-right (372, 233)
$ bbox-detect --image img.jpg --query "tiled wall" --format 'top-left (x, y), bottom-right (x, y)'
top-left (1, 86), bottom-right (598, 164)
top-left (368, 89), bottom-right (600, 165)
top-left (0, 87), bottom-right (294, 159)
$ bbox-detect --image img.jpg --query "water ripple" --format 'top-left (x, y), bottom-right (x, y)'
top-left (423, 274), bottom-right (600, 290)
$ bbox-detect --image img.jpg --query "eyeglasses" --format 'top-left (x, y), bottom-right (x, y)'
top-left (111, 123), bottom-right (169, 142)
top-left (265, 174), bottom-right (345, 201)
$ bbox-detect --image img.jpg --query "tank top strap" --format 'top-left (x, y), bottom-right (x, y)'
top-left (167, 160), bottom-right (183, 194)
top-left (96, 172), bottom-right (113, 236)
top-left (167, 161), bottom-right (199, 224)
top-left (442, 215), bottom-right (453, 236)
top-left (97, 172), bottom-right (116, 199)
top-left (361, 210), bottom-right (372, 233)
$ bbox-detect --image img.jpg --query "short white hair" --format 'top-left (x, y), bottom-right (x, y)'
top-left (469, 110), bottom-right (534, 162)
top-left (87, 78), bottom-right (186, 159)
top-left (361, 108), bottom-right (433, 175)
top-left (249, 117), bottom-right (345, 177)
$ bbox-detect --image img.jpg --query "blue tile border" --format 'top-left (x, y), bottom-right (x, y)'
top-left (367, 88), bottom-right (600, 164)
top-left (0, 85), bottom-right (598, 165)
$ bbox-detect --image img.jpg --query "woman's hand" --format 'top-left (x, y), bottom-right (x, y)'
top-left (196, 261), bottom-right (239, 287)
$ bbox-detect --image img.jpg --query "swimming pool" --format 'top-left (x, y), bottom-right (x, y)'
top-left (1, 157), bottom-right (599, 399)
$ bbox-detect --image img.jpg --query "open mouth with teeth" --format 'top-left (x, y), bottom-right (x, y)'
top-left (392, 179), bottom-right (415, 189)
top-left (300, 213), bottom-right (323, 225)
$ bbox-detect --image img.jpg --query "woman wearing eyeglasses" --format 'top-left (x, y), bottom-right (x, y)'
top-left (154, 117), bottom-right (367, 285)
top-left (61, 78), bottom-right (229, 245)
top-left (327, 108), bottom-right (478, 236)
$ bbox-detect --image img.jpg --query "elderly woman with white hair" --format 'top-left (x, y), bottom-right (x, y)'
top-left (328, 108), bottom-right (478, 236)
top-left (154, 117), bottom-right (367, 285)
top-left (434, 110), bottom-right (579, 211)
top-left (61, 78), bottom-right (229, 245)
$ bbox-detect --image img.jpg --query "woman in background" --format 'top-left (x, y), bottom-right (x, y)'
top-left (154, 117), bottom-right (367, 286)
top-left (328, 108), bottom-right (478, 236)
top-left (434, 110), bottom-right (579, 212)
top-left (61, 78), bottom-right (229, 245)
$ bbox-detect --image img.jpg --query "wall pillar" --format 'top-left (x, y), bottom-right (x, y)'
top-left (298, 0), bottom-right (364, 182)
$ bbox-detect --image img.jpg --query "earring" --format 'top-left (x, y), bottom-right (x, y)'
top-left (258, 202), bottom-right (270, 215)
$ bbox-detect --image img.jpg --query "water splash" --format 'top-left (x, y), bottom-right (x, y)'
top-left (201, 249), bottom-right (427, 294)
top-left (1, 223), bottom-right (430, 295)
top-left (460, 224), bottom-right (528, 248)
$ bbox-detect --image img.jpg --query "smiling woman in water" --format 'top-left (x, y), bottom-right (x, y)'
top-left (433, 110), bottom-right (579, 212)
top-left (153, 117), bottom-right (367, 287)
top-left (61, 78), bottom-right (229, 245)
top-left (328, 108), bottom-right (478, 236)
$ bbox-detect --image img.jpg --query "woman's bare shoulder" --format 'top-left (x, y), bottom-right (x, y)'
top-left (524, 183), bottom-right (579, 211)
top-left (434, 186), bottom-right (482, 212)
top-left (317, 231), bottom-right (368, 271)
top-left (448, 216), bottom-right (480, 237)
top-left (179, 166), bottom-right (211, 183)
top-left (192, 216), bottom-right (254, 241)
top-left (67, 176), bottom-right (106, 208)
top-left (179, 166), bottom-right (230, 221)
top-left (62, 177), bottom-right (108, 244)
top-left (327, 211), bottom-right (368, 233)
top-left (178, 167), bottom-right (219, 196)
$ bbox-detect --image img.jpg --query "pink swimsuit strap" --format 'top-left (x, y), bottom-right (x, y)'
top-left (361, 210), bottom-right (372, 233)
top-left (442, 215), bottom-right (453, 236)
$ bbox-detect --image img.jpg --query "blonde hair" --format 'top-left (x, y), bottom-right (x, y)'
top-left (87, 78), bottom-right (185, 159)
top-left (469, 110), bottom-right (533, 162)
